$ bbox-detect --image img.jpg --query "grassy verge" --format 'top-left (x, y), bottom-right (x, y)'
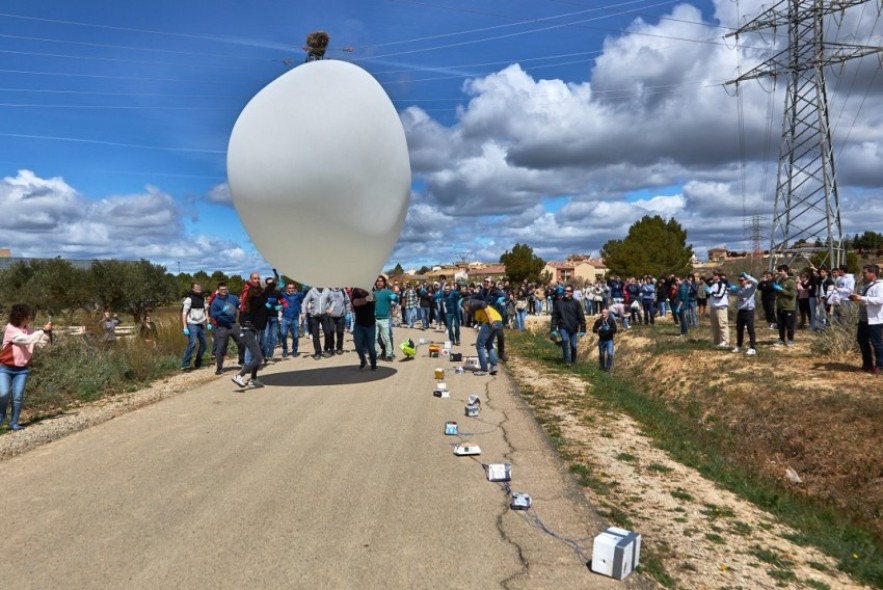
top-left (3, 309), bottom-right (222, 430)
top-left (507, 329), bottom-right (883, 588)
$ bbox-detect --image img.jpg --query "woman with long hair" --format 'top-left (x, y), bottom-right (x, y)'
top-left (0, 304), bottom-right (52, 430)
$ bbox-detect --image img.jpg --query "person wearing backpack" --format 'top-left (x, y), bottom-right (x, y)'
top-left (0, 304), bottom-right (51, 431)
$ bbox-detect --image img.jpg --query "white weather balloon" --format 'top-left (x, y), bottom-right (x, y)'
top-left (227, 60), bottom-right (411, 289)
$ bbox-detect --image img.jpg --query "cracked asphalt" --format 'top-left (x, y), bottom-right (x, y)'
top-left (0, 327), bottom-right (649, 589)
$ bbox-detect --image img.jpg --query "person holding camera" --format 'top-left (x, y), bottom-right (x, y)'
top-left (850, 264), bottom-right (883, 376)
top-left (0, 304), bottom-right (52, 431)
top-left (773, 265), bottom-right (798, 347)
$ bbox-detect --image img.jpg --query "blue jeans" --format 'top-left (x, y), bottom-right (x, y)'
top-left (560, 329), bottom-right (579, 364)
top-left (642, 300), bottom-right (655, 324)
top-left (515, 309), bottom-right (527, 330)
top-left (658, 300), bottom-right (668, 317)
top-left (598, 339), bottom-right (614, 371)
top-left (353, 323), bottom-right (377, 367)
top-left (688, 301), bottom-right (698, 327)
top-left (418, 307), bottom-right (429, 329)
top-left (181, 323), bottom-right (207, 369)
top-left (404, 307), bottom-right (417, 328)
top-left (677, 307), bottom-right (689, 335)
top-left (476, 321), bottom-right (502, 371)
top-left (0, 365), bottom-right (30, 429)
top-left (280, 317), bottom-right (299, 355)
top-left (263, 320), bottom-right (280, 359)
top-left (446, 312), bottom-right (460, 343)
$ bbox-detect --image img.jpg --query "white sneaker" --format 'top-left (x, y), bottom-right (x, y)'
top-left (746, 348), bottom-right (757, 356)
top-left (717, 342), bottom-right (729, 349)
top-left (231, 375), bottom-right (248, 388)
top-left (731, 347), bottom-right (740, 353)
top-left (773, 340), bottom-right (784, 347)
top-left (785, 340), bottom-right (794, 347)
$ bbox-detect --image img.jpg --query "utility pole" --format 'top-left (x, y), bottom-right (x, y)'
top-left (726, 0), bottom-right (882, 270)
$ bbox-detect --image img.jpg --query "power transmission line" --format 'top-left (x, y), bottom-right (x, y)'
top-left (726, 0), bottom-right (883, 269)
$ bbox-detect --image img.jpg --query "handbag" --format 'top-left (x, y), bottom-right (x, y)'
top-left (515, 300), bottom-right (528, 311)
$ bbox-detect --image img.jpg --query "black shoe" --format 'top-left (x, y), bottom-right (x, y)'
top-left (371, 364), bottom-right (378, 371)
top-left (313, 353), bottom-right (322, 360)
top-left (359, 360), bottom-right (367, 369)
top-left (215, 370), bottom-right (223, 376)
top-left (336, 349), bottom-right (344, 355)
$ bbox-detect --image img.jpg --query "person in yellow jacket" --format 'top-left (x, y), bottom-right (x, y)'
top-left (461, 299), bottom-right (502, 376)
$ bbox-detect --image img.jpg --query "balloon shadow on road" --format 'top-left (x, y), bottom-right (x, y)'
top-left (258, 365), bottom-right (397, 387)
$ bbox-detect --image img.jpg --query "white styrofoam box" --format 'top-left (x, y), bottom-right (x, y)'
top-left (463, 356), bottom-right (481, 369)
top-left (444, 341), bottom-right (452, 349)
top-left (453, 443), bottom-right (481, 456)
top-left (436, 382), bottom-right (447, 391)
top-left (485, 463), bottom-right (511, 482)
top-left (590, 527), bottom-right (642, 580)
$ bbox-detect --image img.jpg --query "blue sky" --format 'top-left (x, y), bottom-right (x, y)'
top-left (1, 0), bottom-right (881, 280)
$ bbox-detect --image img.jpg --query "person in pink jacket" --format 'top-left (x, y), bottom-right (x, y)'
top-left (0, 304), bottom-right (52, 431)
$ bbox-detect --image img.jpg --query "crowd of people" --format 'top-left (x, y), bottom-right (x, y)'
top-left (2, 261), bottom-right (878, 432)
top-left (172, 262), bottom-right (881, 385)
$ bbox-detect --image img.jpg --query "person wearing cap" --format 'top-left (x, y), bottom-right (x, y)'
top-left (732, 272), bottom-right (759, 355)
top-left (372, 275), bottom-right (396, 361)
top-left (849, 264), bottom-right (883, 376)
top-left (773, 264), bottom-right (797, 346)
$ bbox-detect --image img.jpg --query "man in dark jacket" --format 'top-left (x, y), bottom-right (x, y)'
top-left (551, 285), bottom-right (587, 365)
top-left (757, 271), bottom-right (778, 329)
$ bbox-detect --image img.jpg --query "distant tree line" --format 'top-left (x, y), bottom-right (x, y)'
top-left (0, 259), bottom-right (268, 323)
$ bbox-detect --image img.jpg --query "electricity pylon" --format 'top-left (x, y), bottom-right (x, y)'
top-left (726, 0), bottom-right (882, 269)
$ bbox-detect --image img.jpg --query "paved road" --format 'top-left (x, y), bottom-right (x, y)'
top-left (0, 327), bottom-right (646, 589)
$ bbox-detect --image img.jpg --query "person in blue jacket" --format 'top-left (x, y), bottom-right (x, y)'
top-left (280, 283), bottom-right (304, 358)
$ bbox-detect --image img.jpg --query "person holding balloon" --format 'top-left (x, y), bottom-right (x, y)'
top-left (350, 287), bottom-right (378, 370)
top-left (372, 275), bottom-right (396, 361)
top-left (232, 284), bottom-right (267, 389)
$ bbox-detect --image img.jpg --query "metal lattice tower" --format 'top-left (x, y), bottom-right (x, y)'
top-left (726, 0), bottom-right (882, 269)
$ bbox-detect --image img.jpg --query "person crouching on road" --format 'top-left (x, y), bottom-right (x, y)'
top-left (550, 285), bottom-right (586, 365)
top-left (592, 308), bottom-right (617, 372)
top-left (461, 298), bottom-right (502, 376)
top-left (232, 285), bottom-right (267, 389)
top-left (0, 304), bottom-right (52, 431)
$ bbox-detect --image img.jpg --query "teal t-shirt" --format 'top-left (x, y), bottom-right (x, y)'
top-left (374, 289), bottom-right (393, 319)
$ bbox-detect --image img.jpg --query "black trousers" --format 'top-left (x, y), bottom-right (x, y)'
top-left (762, 299), bottom-right (777, 324)
top-left (777, 309), bottom-right (796, 342)
top-left (309, 314), bottom-right (332, 354)
top-left (736, 309), bottom-right (756, 348)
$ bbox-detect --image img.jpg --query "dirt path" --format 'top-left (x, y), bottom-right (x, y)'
top-left (507, 359), bottom-right (870, 590)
